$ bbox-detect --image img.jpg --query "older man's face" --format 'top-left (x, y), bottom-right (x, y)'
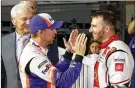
top-left (13, 9), bottom-right (33, 35)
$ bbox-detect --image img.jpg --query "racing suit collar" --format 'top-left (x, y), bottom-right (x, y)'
top-left (30, 39), bottom-right (48, 55)
top-left (100, 34), bottom-right (119, 49)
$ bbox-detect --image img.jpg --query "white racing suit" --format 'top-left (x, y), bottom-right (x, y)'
top-left (19, 39), bottom-right (84, 88)
top-left (93, 35), bottom-right (134, 88)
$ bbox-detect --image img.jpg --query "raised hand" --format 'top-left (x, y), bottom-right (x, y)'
top-left (73, 33), bottom-right (87, 56)
top-left (63, 29), bottom-right (79, 53)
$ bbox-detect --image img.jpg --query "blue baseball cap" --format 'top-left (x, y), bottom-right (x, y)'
top-left (29, 13), bottom-right (64, 34)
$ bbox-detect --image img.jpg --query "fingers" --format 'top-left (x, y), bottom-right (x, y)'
top-left (80, 33), bottom-right (86, 45)
top-left (63, 37), bottom-right (74, 53)
top-left (74, 29), bottom-right (79, 38)
top-left (69, 29), bottom-right (79, 40)
top-left (63, 38), bottom-right (67, 46)
top-left (69, 30), bottom-right (75, 39)
top-left (78, 33), bottom-right (83, 44)
top-left (83, 37), bottom-right (87, 45)
top-left (75, 33), bottom-right (81, 44)
top-left (79, 35), bottom-right (87, 56)
top-left (73, 33), bottom-right (87, 56)
top-left (75, 33), bottom-right (85, 45)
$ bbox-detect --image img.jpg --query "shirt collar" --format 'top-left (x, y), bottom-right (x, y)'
top-left (30, 39), bottom-right (48, 55)
top-left (16, 32), bottom-right (30, 42)
top-left (100, 34), bottom-right (119, 49)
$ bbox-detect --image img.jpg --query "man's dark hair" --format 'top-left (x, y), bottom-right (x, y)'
top-left (91, 11), bottom-right (116, 28)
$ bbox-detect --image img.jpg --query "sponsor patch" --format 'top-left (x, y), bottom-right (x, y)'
top-left (38, 60), bottom-right (47, 69)
top-left (115, 63), bottom-right (124, 72)
top-left (42, 64), bottom-right (51, 74)
top-left (114, 59), bottom-right (125, 62)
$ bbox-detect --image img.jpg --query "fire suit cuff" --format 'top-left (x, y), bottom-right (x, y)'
top-left (63, 51), bottom-right (73, 60)
top-left (74, 54), bottom-right (83, 63)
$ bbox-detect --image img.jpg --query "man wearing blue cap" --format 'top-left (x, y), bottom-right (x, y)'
top-left (19, 13), bottom-right (87, 88)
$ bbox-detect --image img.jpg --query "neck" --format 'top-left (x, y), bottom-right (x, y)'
top-left (101, 31), bottom-right (115, 43)
top-left (31, 38), bottom-right (48, 48)
top-left (16, 31), bottom-right (29, 36)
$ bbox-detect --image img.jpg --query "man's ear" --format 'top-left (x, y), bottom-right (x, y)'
top-left (105, 26), bottom-right (110, 33)
top-left (11, 18), bottom-right (16, 26)
top-left (38, 30), bottom-right (43, 36)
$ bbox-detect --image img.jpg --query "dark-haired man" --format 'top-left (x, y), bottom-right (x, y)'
top-left (89, 11), bottom-right (134, 88)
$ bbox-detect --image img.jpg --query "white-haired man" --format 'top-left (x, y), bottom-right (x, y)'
top-left (1, 4), bottom-right (33, 88)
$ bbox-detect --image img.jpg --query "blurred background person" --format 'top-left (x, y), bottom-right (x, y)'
top-left (19, 1), bottom-right (37, 15)
top-left (128, 19), bottom-right (135, 88)
top-left (128, 19), bottom-right (135, 59)
top-left (86, 41), bottom-right (100, 88)
top-left (85, 41), bottom-right (100, 88)
top-left (88, 41), bottom-right (100, 55)
top-left (128, 19), bottom-right (135, 34)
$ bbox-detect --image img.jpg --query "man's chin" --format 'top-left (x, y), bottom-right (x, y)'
top-left (94, 38), bottom-right (100, 42)
top-left (24, 29), bottom-right (30, 33)
top-left (94, 38), bottom-right (98, 41)
top-left (48, 41), bottom-right (54, 46)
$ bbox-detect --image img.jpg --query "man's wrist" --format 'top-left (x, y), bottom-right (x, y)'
top-left (74, 54), bottom-right (84, 63)
top-left (66, 48), bottom-right (74, 53)
top-left (63, 51), bottom-right (73, 60)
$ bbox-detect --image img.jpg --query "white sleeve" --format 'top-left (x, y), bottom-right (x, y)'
top-left (58, 47), bottom-right (66, 60)
top-left (107, 51), bottom-right (134, 85)
top-left (82, 54), bottom-right (98, 66)
top-left (29, 55), bottom-right (56, 84)
top-left (58, 47), bottom-right (66, 55)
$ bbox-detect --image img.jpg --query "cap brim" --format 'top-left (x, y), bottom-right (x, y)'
top-left (49, 21), bottom-right (64, 29)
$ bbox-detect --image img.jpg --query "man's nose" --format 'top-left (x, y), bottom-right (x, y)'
top-left (53, 29), bottom-right (57, 35)
top-left (26, 19), bottom-right (30, 25)
top-left (89, 27), bottom-right (93, 33)
top-left (94, 47), bottom-right (97, 50)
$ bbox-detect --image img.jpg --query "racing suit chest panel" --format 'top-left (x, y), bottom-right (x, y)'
top-left (94, 40), bottom-right (134, 87)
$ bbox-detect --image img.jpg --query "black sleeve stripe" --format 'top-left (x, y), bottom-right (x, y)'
top-left (25, 57), bottom-right (35, 76)
top-left (106, 49), bottom-right (129, 60)
top-left (74, 54), bottom-right (83, 63)
top-left (63, 51), bottom-right (73, 61)
top-left (106, 82), bottom-right (129, 88)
